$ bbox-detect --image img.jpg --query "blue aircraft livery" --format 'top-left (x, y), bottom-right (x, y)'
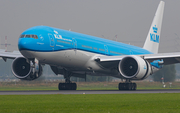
top-left (18, 26), bottom-right (152, 56)
top-left (1, 1), bottom-right (178, 91)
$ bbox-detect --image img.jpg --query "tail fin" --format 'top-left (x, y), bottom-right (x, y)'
top-left (143, 1), bottom-right (165, 54)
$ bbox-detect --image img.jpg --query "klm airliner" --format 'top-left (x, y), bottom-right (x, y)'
top-left (1, 1), bottom-right (178, 90)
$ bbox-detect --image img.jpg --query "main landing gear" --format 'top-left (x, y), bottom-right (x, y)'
top-left (58, 83), bottom-right (77, 90)
top-left (58, 71), bottom-right (77, 90)
top-left (118, 79), bottom-right (137, 90)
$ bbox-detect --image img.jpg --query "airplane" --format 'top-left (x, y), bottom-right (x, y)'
top-left (0, 1), bottom-right (178, 90)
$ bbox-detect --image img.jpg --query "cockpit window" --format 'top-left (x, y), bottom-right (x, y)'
top-left (19, 34), bottom-right (38, 39)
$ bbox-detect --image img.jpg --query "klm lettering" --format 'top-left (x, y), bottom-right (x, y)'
top-left (54, 34), bottom-right (62, 39)
top-left (150, 33), bottom-right (159, 43)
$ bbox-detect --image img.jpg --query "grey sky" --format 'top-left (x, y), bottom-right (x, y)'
top-left (0, 0), bottom-right (180, 53)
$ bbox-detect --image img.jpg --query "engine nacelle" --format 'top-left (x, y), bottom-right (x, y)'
top-left (12, 57), bottom-right (42, 80)
top-left (118, 55), bottom-right (151, 80)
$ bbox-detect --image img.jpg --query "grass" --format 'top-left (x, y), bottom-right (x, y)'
top-left (0, 93), bottom-right (180, 113)
top-left (0, 81), bottom-right (180, 112)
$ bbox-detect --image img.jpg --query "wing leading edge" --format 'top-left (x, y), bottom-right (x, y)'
top-left (0, 49), bottom-right (23, 61)
top-left (95, 53), bottom-right (180, 66)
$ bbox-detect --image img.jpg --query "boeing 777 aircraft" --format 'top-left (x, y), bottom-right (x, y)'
top-left (0, 1), bottom-right (178, 90)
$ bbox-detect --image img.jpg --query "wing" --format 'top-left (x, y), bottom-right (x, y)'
top-left (144, 52), bottom-right (180, 65)
top-left (95, 52), bottom-right (180, 66)
top-left (0, 49), bottom-right (23, 61)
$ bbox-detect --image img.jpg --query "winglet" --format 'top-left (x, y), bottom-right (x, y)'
top-left (143, 1), bottom-right (165, 54)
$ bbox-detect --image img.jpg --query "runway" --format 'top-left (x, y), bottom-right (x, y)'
top-left (0, 89), bottom-right (180, 95)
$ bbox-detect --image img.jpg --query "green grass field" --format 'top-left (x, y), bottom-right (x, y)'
top-left (0, 93), bottom-right (180, 113)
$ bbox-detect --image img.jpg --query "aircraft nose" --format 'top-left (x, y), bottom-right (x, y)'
top-left (18, 38), bottom-right (30, 51)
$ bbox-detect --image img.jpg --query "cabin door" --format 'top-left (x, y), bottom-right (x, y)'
top-left (48, 33), bottom-right (55, 47)
top-left (104, 45), bottom-right (108, 55)
top-left (72, 38), bottom-right (77, 50)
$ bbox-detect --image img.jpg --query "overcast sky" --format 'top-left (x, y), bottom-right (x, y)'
top-left (0, 0), bottom-right (180, 53)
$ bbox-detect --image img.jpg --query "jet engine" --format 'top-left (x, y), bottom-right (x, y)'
top-left (118, 55), bottom-right (151, 80)
top-left (12, 57), bottom-right (42, 80)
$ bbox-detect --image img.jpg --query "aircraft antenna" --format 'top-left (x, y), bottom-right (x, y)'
top-left (115, 35), bottom-right (117, 41)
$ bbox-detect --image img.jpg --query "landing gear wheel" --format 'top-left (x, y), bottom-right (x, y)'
top-left (118, 83), bottom-right (137, 90)
top-left (118, 83), bottom-right (122, 90)
top-left (132, 83), bottom-right (137, 90)
top-left (127, 83), bottom-right (132, 90)
top-left (58, 83), bottom-right (77, 90)
top-left (122, 83), bottom-right (126, 90)
top-left (72, 83), bottom-right (77, 90)
top-left (126, 83), bottom-right (131, 90)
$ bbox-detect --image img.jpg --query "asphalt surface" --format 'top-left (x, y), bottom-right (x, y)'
top-left (0, 89), bottom-right (180, 95)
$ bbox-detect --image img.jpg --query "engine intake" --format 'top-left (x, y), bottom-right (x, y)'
top-left (118, 55), bottom-right (151, 79)
top-left (12, 57), bottom-right (42, 80)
